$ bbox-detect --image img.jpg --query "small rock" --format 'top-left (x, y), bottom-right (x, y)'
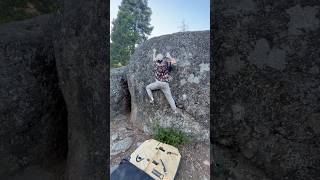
top-left (136, 141), bottom-right (142, 147)
top-left (111, 133), bottom-right (118, 141)
top-left (182, 94), bottom-right (187, 100)
top-left (110, 137), bottom-right (133, 156)
top-left (203, 160), bottom-right (210, 166)
top-left (118, 127), bottom-right (126, 132)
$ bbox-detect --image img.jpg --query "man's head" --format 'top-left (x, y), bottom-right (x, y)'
top-left (155, 54), bottom-right (164, 63)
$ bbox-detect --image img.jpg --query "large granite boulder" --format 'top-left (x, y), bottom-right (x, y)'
top-left (110, 66), bottom-right (130, 119)
top-left (127, 31), bottom-right (210, 141)
top-left (212, 0), bottom-right (320, 179)
top-left (0, 14), bottom-right (67, 178)
top-left (54, 0), bottom-right (108, 179)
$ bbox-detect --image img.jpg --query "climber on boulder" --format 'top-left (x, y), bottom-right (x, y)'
top-left (146, 49), bottom-right (178, 113)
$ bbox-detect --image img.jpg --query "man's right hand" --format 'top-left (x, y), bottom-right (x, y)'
top-left (169, 59), bottom-right (177, 64)
top-left (152, 49), bottom-right (157, 61)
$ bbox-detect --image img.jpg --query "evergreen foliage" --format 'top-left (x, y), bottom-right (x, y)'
top-left (0, 0), bottom-right (59, 24)
top-left (111, 0), bottom-right (153, 68)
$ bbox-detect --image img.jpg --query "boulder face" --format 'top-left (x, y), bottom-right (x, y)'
top-left (0, 0), bottom-right (108, 179)
top-left (212, 0), bottom-right (320, 179)
top-left (127, 31), bottom-right (210, 141)
top-left (54, 0), bottom-right (108, 179)
top-left (0, 14), bottom-right (67, 178)
top-left (110, 66), bottom-right (130, 119)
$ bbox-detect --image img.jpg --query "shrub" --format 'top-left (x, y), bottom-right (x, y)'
top-left (152, 121), bottom-right (191, 147)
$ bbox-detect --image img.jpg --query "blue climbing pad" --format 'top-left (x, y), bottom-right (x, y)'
top-left (111, 159), bottom-right (153, 180)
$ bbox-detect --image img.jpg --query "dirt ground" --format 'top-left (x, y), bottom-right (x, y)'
top-left (110, 115), bottom-right (210, 180)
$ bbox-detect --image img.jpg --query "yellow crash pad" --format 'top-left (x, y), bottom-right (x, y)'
top-left (129, 139), bottom-right (181, 180)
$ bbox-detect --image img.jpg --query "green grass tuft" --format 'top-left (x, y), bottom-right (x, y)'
top-left (152, 121), bottom-right (191, 147)
top-left (111, 62), bottom-right (125, 68)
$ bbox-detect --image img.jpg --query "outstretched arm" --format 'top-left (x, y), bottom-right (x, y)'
top-left (153, 49), bottom-right (157, 61)
top-left (166, 52), bottom-right (176, 64)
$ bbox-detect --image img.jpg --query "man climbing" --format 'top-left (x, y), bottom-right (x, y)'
top-left (146, 49), bottom-right (178, 113)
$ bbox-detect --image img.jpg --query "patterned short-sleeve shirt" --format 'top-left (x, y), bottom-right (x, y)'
top-left (154, 61), bottom-right (171, 82)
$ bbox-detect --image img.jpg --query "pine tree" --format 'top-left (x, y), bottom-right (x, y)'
top-left (0, 0), bottom-right (59, 25)
top-left (111, 0), bottom-right (153, 67)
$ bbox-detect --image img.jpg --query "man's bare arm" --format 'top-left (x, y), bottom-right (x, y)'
top-left (166, 52), bottom-right (176, 64)
top-left (153, 49), bottom-right (157, 61)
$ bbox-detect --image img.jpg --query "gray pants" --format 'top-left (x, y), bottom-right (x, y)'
top-left (146, 80), bottom-right (177, 111)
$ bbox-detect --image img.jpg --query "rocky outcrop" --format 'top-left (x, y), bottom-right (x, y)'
top-left (110, 66), bottom-right (130, 119)
top-left (212, 144), bottom-right (270, 180)
top-left (212, 0), bottom-right (320, 179)
top-left (0, 14), bottom-right (67, 178)
top-left (0, 0), bottom-right (108, 179)
top-left (127, 31), bottom-right (210, 141)
top-left (54, 0), bottom-right (108, 179)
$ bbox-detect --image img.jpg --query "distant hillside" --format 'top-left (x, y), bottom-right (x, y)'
top-left (0, 0), bottom-right (58, 25)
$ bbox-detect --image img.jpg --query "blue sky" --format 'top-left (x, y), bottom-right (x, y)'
top-left (110, 0), bottom-right (210, 39)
